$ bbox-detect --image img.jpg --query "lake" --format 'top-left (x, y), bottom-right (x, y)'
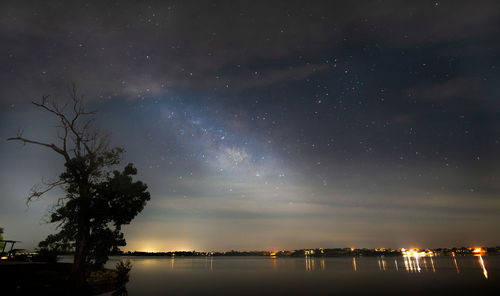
top-left (93, 255), bottom-right (498, 295)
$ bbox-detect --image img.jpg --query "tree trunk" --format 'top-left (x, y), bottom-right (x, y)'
top-left (70, 180), bottom-right (91, 287)
top-left (71, 217), bottom-right (89, 286)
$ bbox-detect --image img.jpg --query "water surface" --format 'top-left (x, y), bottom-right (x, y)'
top-left (98, 255), bottom-right (498, 295)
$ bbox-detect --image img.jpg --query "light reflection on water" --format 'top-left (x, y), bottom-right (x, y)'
top-left (453, 252), bottom-right (460, 274)
top-left (96, 254), bottom-right (494, 276)
top-left (305, 254), bottom-right (311, 271)
top-left (80, 255), bottom-right (498, 295)
top-left (477, 254), bottom-right (488, 279)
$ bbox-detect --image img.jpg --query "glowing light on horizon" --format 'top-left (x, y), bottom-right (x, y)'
top-left (472, 247), bottom-right (486, 255)
top-left (401, 248), bottom-right (434, 258)
top-left (125, 239), bottom-right (196, 253)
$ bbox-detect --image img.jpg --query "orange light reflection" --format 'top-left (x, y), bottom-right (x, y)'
top-left (476, 254), bottom-right (488, 279)
top-left (452, 252), bottom-right (459, 274)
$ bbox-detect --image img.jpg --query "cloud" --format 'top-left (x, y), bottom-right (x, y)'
top-left (407, 77), bottom-right (496, 102)
top-left (2, 1), bottom-right (500, 105)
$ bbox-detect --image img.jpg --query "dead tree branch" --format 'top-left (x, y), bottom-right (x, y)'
top-left (6, 86), bottom-right (109, 202)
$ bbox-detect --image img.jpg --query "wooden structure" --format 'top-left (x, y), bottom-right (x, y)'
top-left (0, 240), bottom-right (20, 259)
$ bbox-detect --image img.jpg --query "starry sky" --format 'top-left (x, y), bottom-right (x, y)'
top-left (1, 0), bottom-right (500, 251)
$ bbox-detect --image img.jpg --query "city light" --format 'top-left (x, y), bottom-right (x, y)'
top-left (472, 247), bottom-right (486, 255)
top-left (401, 248), bottom-right (434, 258)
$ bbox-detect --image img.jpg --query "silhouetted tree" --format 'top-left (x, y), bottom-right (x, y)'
top-left (8, 86), bottom-right (150, 285)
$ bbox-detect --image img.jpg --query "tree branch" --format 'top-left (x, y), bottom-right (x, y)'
top-left (27, 178), bottom-right (66, 204)
top-left (7, 136), bottom-right (70, 161)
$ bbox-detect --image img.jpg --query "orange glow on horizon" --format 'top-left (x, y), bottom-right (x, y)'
top-left (472, 247), bottom-right (486, 254)
top-left (123, 240), bottom-right (196, 253)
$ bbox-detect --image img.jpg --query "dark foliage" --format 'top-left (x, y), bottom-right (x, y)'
top-left (40, 161), bottom-right (150, 267)
top-left (115, 260), bottom-right (132, 282)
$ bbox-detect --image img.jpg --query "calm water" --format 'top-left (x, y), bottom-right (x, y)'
top-left (92, 255), bottom-right (498, 295)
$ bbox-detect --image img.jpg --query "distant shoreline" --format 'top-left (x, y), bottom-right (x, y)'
top-left (58, 246), bottom-right (499, 258)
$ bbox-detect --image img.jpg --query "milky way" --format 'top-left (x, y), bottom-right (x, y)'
top-left (1, 1), bottom-right (500, 251)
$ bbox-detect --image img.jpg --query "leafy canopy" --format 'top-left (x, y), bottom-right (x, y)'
top-left (40, 150), bottom-right (150, 267)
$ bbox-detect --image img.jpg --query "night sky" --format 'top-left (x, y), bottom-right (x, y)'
top-left (1, 1), bottom-right (500, 251)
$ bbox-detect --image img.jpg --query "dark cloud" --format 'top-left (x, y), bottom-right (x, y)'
top-left (2, 1), bottom-right (500, 103)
